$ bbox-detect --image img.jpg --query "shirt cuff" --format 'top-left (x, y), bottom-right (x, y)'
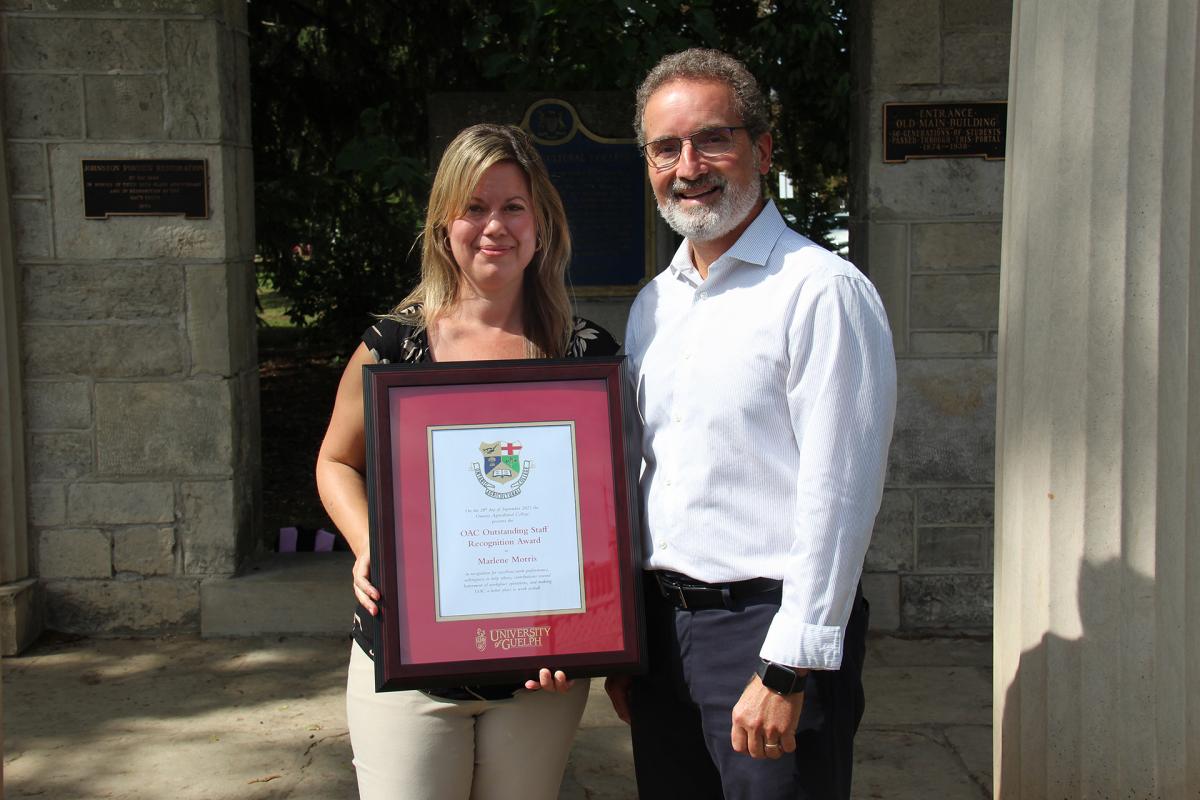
top-left (758, 609), bottom-right (845, 670)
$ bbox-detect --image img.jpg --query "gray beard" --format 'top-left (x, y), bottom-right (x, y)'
top-left (656, 175), bottom-right (762, 243)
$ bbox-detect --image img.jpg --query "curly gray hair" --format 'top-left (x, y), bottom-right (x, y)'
top-left (634, 48), bottom-right (770, 146)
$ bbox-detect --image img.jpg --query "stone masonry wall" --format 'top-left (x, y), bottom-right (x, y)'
top-left (1, 0), bottom-right (259, 633)
top-left (850, 0), bottom-right (1011, 631)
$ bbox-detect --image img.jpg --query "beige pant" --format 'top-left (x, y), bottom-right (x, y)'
top-left (346, 644), bottom-right (588, 800)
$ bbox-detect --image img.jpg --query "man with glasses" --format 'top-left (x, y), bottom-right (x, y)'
top-left (605, 49), bottom-right (896, 799)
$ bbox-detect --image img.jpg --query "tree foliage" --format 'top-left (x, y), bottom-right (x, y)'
top-left (250, 0), bottom-right (849, 338)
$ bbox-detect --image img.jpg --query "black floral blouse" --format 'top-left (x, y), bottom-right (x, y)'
top-left (352, 308), bottom-right (620, 699)
top-left (362, 309), bottom-right (618, 366)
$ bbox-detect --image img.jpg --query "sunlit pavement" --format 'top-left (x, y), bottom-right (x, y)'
top-left (2, 634), bottom-right (990, 799)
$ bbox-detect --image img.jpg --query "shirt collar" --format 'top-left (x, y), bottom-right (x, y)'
top-left (667, 200), bottom-right (787, 281)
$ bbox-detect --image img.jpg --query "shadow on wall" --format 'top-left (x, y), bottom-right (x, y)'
top-left (999, 558), bottom-right (1156, 795)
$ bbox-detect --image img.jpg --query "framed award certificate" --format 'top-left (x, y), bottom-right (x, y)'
top-left (362, 356), bottom-right (645, 691)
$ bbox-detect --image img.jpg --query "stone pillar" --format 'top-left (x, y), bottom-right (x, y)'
top-left (1, 1), bottom-right (260, 636)
top-left (995, 0), bottom-right (1199, 795)
top-left (0, 83), bottom-right (40, 655)
top-left (849, 0), bottom-right (1011, 631)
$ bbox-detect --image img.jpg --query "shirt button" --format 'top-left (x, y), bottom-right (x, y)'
top-left (659, 542), bottom-right (669, 550)
top-left (673, 414), bottom-right (682, 423)
top-left (699, 291), bottom-right (708, 299)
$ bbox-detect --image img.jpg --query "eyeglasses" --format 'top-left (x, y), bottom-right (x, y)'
top-left (640, 126), bottom-right (747, 168)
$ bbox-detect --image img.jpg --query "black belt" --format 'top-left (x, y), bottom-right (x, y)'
top-left (424, 684), bottom-right (520, 702)
top-left (652, 571), bottom-right (782, 610)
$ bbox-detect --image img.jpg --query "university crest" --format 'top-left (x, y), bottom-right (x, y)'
top-left (472, 439), bottom-right (532, 499)
top-left (479, 440), bottom-right (523, 485)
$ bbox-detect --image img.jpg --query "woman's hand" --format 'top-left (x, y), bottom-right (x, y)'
top-left (352, 550), bottom-right (381, 615)
top-left (316, 343), bottom-right (378, 612)
top-left (524, 668), bottom-right (573, 693)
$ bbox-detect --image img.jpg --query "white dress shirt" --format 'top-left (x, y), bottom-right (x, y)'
top-left (624, 201), bottom-right (897, 670)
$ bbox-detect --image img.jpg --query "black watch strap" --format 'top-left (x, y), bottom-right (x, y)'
top-left (755, 659), bottom-right (804, 695)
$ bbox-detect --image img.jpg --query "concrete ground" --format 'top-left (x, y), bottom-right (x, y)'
top-left (2, 634), bottom-right (990, 799)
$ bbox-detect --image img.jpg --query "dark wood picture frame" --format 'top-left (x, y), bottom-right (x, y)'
top-left (363, 356), bottom-right (645, 692)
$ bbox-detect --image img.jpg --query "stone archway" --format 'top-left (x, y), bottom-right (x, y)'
top-left (0, 99), bottom-right (38, 655)
top-left (848, 0), bottom-right (1008, 637)
top-left (0, 2), bottom-right (260, 642)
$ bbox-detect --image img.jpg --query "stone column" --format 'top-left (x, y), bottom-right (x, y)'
top-left (0, 85), bottom-right (40, 655)
top-left (995, 0), bottom-right (1199, 795)
top-left (849, 0), bottom-right (1011, 632)
top-left (1, 1), bottom-right (260, 636)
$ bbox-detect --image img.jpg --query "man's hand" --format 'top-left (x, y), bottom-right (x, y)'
top-left (605, 674), bottom-right (633, 724)
top-left (731, 674), bottom-right (805, 759)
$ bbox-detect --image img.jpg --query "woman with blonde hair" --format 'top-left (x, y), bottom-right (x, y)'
top-left (316, 123), bottom-right (618, 799)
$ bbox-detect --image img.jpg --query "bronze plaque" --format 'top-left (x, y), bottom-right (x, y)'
top-left (883, 102), bottom-right (1006, 163)
top-left (82, 159), bottom-right (209, 219)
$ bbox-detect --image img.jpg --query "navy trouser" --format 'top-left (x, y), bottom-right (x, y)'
top-left (629, 575), bottom-right (868, 800)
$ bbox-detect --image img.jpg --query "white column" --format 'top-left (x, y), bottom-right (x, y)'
top-left (995, 0), bottom-right (1200, 796)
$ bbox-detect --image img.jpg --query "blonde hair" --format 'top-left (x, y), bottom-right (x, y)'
top-left (391, 123), bottom-right (573, 358)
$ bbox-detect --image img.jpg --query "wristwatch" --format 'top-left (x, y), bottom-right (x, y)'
top-left (755, 659), bottom-right (805, 695)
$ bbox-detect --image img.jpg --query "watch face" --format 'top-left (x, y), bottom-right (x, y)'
top-left (761, 661), bottom-right (796, 694)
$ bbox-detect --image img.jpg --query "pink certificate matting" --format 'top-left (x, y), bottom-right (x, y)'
top-left (390, 381), bottom-right (622, 665)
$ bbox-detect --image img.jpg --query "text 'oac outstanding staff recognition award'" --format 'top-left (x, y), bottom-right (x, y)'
top-left (428, 422), bottom-right (584, 621)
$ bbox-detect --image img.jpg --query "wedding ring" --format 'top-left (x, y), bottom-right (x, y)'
top-left (764, 742), bottom-right (780, 749)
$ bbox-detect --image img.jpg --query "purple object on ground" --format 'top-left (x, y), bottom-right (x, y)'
top-left (279, 526), bottom-right (299, 552)
top-left (315, 529), bottom-right (336, 552)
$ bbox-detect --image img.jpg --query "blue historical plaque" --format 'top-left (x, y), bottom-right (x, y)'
top-left (521, 100), bottom-right (652, 293)
top-left (82, 159), bottom-right (209, 219)
top-left (883, 102), bottom-right (1006, 163)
